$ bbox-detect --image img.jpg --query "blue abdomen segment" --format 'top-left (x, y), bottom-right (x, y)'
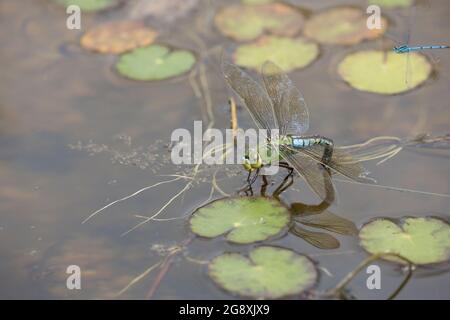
top-left (292, 138), bottom-right (310, 148)
top-left (394, 45), bottom-right (450, 53)
top-left (291, 136), bottom-right (332, 149)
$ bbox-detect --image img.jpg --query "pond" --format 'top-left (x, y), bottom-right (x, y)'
top-left (0, 0), bottom-right (449, 299)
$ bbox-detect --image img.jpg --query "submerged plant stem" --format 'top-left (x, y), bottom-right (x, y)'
top-left (326, 252), bottom-right (414, 300)
top-left (82, 177), bottom-right (183, 224)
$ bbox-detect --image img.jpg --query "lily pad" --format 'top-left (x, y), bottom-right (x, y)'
top-left (368, 0), bottom-right (413, 8)
top-left (53, 0), bottom-right (119, 12)
top-left (116, 45), bottom-right (196, 81)
top-left (81, 21), bottom-right (157, 54)
top-left (208, 246), bottom-right (317, 298)
top-left (190, 197), bottom-right (290, 244)
top-left (304, 7), bottom-right (387, 45)
top-left (233, 36), bottom-right (319, 73)
top-left (359, 217), bottom-right (450, 265)
top-left (337, 50), bottom-right (432, 94)
top-left (214, 3), bottom-right (304, 42)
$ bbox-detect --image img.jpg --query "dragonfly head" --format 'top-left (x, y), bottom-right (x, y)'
top-left (393, 45), bottom-right (409, 54)
top-left (242, 150), bottom-right (263, 171)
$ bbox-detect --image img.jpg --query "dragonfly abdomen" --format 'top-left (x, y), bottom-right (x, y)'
top-left (291, 136), bottom-right (332, 148)
top-left (290, 135), bottom-right (334, 164)
top-left (394, 45), bottom-right (450, 53)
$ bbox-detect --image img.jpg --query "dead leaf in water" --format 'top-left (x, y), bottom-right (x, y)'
top-left (304, 7), bottom-right (387, 45)
top-left (215, 3), bottom-right (305, 42)
top-left (81, 21), bottom-right (157, 54)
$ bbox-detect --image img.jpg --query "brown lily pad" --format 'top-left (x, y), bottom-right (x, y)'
top-left (81, 21), bottom-right (157, 54)
top-left (214, 3), bottom-right (304, 42)
top-left (304, 7), bottom-right (387, 45)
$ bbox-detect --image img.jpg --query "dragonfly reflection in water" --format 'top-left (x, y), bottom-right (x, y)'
top-left (245, 167), bottom-right (357, 249)
top-left (223, 61), bottom-right (373, 204)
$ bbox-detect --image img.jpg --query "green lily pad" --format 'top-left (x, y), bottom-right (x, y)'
top-left (116, 45), bottom-right (196, 81)
top-left (214, 3), bottom-right (304, 42)
top-left (368, 0), bottom-right (413, 8)
top-left (337, 50), bottom-right (432, 94)
top-left (304, 7), bottom-right (387, 45)
top-left (359, 217), bottom-right (450, 265)
top-left (190, 197), bottom-right (290, 244)
top-left (208, 246), bottom-right (317, 298)
top-left (53, 0), bottom-right (119, 12)
top-left (233, 36), bottom-right (319, 73)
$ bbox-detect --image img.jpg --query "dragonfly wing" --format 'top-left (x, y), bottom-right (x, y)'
top-left (296, 210), bottom-right (358, 236)
top-left (222, 61), bottom-right (277, 131)
top-left (261, 61), bottom-right (309, 135)
top-left (279, 145), bottom-right (335, 204)
top-left (290, 225), bottom-right (340, 249)
top-left (284, 144), bottom-right (372, 183)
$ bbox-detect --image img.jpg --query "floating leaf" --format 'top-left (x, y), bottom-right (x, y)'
top-left (53, 0), bottom-right (119, 12)
top-left (304, 7), bottom-right (387, 45)
top-left (116, 45), bottom-right (196, 81)
top-left (190, 197), bottom-right (290, 244)
top-left (233, 36), bottom-right (319, 73)
top-left (359, 217), bottom-right (450, 265)
top-left (81, 21), bottom-right (157, 54)
top-left (337, 50), bottom-right (432, 94)
top-left (368, 0), bottom-right (413, 8)
top-left (208, 246), bottom-right (317, 298)
top-left (214, 3), bottom-right (304, 41)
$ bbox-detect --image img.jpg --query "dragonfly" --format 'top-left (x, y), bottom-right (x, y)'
top-left (223, 61), bottom-right (372, 204)
top-left (390, 0), bottom-right (449, 85)
top-left (393, 44), bottom-right (450, 54)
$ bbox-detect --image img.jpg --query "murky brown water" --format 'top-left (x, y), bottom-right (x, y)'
top-left (0, 0), bottom-right (449, 299)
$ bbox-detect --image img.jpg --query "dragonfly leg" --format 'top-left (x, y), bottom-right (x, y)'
top-left (260, 175), bottom-right (269, 197)
top-left (273, 172), bottom-right (294, 199)
top-left (239, 168), bottom-right (260, 194)
top-left (279, 162), bottom-right (294, 177)
top-left (246, 170), bottom-right (252, 183)
top-left (238, 170), bottom-right (254, 195)
top-left (250, 168), bottom-right (260, 186)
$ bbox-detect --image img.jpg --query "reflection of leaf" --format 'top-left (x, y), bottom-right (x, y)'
top-left (290, 225), bottom-right (340, 249)
top-left (116, 45), bottom-right (196, 81)
top-left (208, 246), bottom-right (317, 298)
top-left (190, 197), bottom-right (290, 244)
top-left (215, 3), bottom-right (304, 41)
top-left (53, 0), bottom-right (119, 12)
top-left (296, 211), bottom-right (358, 236)
top-left (359, 217), bottom-right (450, 265)
top-left (337, 50), bottom-right (432, 94)
top-left (233, 36), bottom-right (319, 73)
top-left (368, 0), bottom-right (413, 8)
top-left (304, 7), bottom-right (387, 45)
top-left (81, 21), bottom-right (157, 54)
